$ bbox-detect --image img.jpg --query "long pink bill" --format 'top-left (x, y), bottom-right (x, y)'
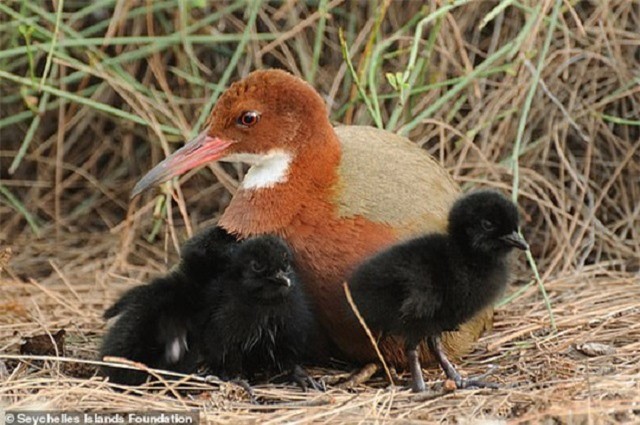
top-left (130, 130), bottom-right (233, 199)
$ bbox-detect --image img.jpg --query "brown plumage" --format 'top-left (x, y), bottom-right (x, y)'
top-left (132, 69), bottom-right (493, 367)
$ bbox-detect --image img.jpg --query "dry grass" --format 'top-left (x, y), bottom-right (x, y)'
top-left (1, 264), bottom-right (638, 423)
top-left (1, 0), bottom-right (639, 423)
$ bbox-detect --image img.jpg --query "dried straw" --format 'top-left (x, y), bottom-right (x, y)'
top-left (1, 0), bottom-right (639, 422)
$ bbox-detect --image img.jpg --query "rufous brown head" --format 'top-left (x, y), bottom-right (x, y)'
top-left (131, 69), bottom-right (329, 198)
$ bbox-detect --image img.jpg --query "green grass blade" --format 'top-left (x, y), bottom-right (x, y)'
top-left (0, 183), bottom-right (41, 235)
top-left (0, 70), bottom-right (181, 136)
top-left (38, 0), bottom-right (64, 90)
top-left (309, 0), bottom-right (329, 83)
top-left (9, 87), bottom-right (51, 174)
top-left (190, 0), bottom-right (262, 137)
top-left (600, 114), bottom-right (640, 126)
top-left (510, 0), bottom-right (563, 332)
top-left (480, 0), bottom-right (515, 29)
top-left (399, 39), bottom-right (515, 135)
top-left (339, 28), bottom-right (383, 128)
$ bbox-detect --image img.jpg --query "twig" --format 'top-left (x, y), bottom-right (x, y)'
top-left (342, 282), bottom-right (393, 386)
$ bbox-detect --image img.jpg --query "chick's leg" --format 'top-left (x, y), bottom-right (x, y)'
top-left (406, 343), bottom-right (426, 392)
top-left (291, 364), bottom-right (324, 392)
top-left (426, 335), bottom-right (498, 389)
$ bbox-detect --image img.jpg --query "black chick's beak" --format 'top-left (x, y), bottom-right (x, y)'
top-left (500, 231), bottom-right (529, 251)
top-left (272, 270), bottom-right (292, 288)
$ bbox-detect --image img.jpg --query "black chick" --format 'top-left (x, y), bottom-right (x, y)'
top-left (179, 225), bottom-right (238, 282)
top-left (347, 190), bottom-right (529, 392)
top-left (99, 226), bottom-right (237, 385)
top-left (197, 235), bottom-right (320, 390)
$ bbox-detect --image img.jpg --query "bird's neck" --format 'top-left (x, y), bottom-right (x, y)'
top-left (444, 240), bottom-right (508, 314)
top-left (219, 127), bottom-right (341, 235)
top-left (450, 236), bottom-right (502, 266)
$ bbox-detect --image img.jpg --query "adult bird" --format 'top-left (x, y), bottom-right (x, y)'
top-left (131, 69), bottom-right (493, 368)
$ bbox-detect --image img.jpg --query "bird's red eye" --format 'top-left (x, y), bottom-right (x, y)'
top-left (237, 111), bottom-right (260, 128)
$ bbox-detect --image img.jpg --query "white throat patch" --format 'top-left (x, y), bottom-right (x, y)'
top-left (223, 150), bottom-right (293, 190)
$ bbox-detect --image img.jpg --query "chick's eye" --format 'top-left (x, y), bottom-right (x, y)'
top-left (481, 219), bottom-right (495, 231)
top-left (250, 260), bottom-right (266, 273)
top-left (237, 111), bottom-right (260, 128)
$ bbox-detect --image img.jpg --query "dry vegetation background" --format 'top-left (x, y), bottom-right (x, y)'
top-left (1, 0), bottom-right (639, 423)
